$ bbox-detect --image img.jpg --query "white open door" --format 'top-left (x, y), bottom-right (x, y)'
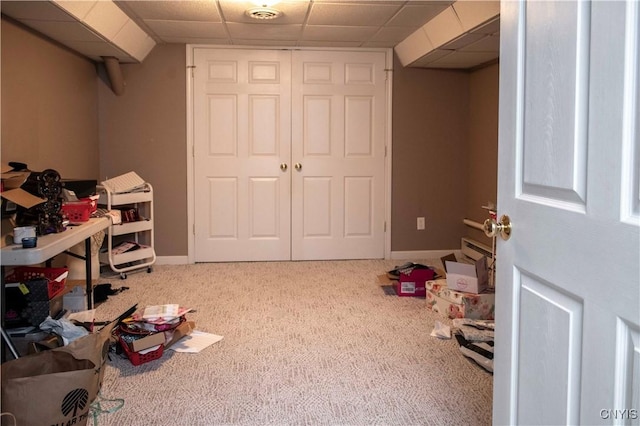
top-left (494, 1), bottom-right (640, 425)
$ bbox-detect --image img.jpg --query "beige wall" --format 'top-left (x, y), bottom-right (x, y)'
top-left (1, 17), bottom-right (499, 258)
top-left (97, 44), bottom-right (187, 257)
top-left (391, 56), bottom-right (499, 253)
top-left (1, 18), bottom-right (99, 179)
top-left (466, 63), bottom-right (499, 246)
top-left (391, 53), bottom-right (470, 251)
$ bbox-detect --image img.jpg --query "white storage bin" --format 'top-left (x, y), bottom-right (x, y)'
top-left (63, 286), bottom-right (89, 313)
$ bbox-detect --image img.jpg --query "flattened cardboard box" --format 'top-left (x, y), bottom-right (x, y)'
top-left (129, 331), bottom-right (165, 353)
top-left (1, 164), bottom-right (46, 208)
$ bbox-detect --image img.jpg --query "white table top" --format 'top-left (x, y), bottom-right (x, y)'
top-left (0, 217), bottom-right (110, 266)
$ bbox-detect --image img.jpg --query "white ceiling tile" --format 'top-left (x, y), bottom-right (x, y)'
top-left (145, 20), bottom-right (228, 39)
top-left (452, 1), bottom-right (500, 32)
top-left (362, 40), bottom-right (395, 48)
top-left (298, 40), bottom-right (363, 48)
top-left (54, 1), bottom-right (98, 21)
top-left (422, 6), bottom-right (463, 48)
top-left (394, 27), bottom-right (433, 66)
top-left (1, 1), bottom-right (75, 21)
top-left (474, 17), bottom-right (500, 35)
top-left (162, 37), bottom-right (231, 45)
top-left (231, 39), bottom-right (298, 47)
top-left (428, 50), bottom-right (498, 68)
top-left (307, 3), bottom-right (402, 26)
top-left (370, 26), bottom-right (421, 43)
top-left (113, 19), bottom-right (156, 61)
top-left (303, 25), bottom-right (379, 42)
top-left (386, 3), bottom-right (450, 27)
top-left (409, 48), bottom-right (453, 68)
top-left (64, 40), bottom-right (129, 59)
top-left (117, 0), bottom-right (221, 22)
top-left (459, 34), bottom-right (500, 53)
top-left (84, 1), bottom-right (129, 40)
top-left (2, 0), bottom-right (500, 69)
top-left (227, 22), bottom-right (302, 40)
top-left (441, 32), bottom-right (485, 50)
top-left (19, 19), bottom-right (102, 42)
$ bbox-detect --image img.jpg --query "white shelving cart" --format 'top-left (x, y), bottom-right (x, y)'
top-left (97, 181), bottom-right (156, 279)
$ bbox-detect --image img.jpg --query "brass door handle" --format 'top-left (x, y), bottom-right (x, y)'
top-left (484, 214), bottom-right (512, 241)
top-left (280, 163), bottom-right (288, 172)
top-left (294, 163), bottom-right (302, 171)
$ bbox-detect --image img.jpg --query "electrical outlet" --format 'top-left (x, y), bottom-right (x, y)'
top-left (417, 217), bottom-right (425, 230)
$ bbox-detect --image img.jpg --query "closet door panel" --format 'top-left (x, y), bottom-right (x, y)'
top-left (193, 48), bottom-right (387, 261)
top-left (291, 50), bottom-right (386, 260)
top-left (194, 48), bottom-right (291, 262)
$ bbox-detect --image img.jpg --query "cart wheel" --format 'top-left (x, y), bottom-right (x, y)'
top-left (120, 273), bottom-right (127, 280)
top-left (147, 267), bottom-right (152, 273)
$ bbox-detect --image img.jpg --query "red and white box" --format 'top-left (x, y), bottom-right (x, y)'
top-left (394, 268), bottom-right (435, 297)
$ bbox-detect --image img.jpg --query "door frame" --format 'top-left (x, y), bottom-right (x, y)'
top-left (185, 45), bottom-right (394, 263)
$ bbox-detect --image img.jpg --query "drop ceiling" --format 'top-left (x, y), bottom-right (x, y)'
top-left (1, 0), bottom-right (500, 69)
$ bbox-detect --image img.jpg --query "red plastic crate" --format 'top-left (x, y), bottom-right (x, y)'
top-left (61, 200), bottom-right (93, 223)
top-left (119, 335), bottom-right (164, 366)
top-left (5, 266), bottom-right (68, 299)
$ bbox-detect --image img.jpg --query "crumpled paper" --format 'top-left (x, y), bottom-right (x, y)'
top-left (39, 316), bottom-right (89, 345)
top-left (430, 320), bottom-right (451, 339)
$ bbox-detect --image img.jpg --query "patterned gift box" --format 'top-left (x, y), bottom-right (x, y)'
top-left (426, 279), bottom-right (495, 320)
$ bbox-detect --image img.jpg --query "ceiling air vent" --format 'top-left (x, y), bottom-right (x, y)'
top-left (246, 7), bottom-right (282, 20)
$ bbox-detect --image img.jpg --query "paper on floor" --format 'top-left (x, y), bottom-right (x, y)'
top-left (430, 320), bottom-right (451, 339)
top-left (168, 330), bottom-right (224, 353)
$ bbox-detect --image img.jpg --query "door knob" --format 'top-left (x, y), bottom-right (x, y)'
top-left (280, 163), bottom-right (288, 172)
top-left (483, 214), bottom-right (512, 241)
top-left (294, 163), bottom-right (302, 171)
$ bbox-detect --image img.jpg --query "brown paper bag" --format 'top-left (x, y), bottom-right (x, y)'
top-left (1, 322), bottom-right (116, 426)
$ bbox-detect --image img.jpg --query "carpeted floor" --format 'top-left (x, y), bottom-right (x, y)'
top-left (92, 259), bottom-right (493, 425)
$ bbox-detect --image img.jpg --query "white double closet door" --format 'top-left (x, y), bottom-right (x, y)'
top-left (192, 48), bottom-right (388, 262)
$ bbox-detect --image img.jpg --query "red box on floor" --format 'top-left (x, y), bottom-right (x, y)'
top-left (394, 268), bottom-right (435, 297)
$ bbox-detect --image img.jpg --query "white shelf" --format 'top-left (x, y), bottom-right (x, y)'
top-left (100, 246), bottom-right (155, 266)
top-left (97, 182), bottom-right (156, 279)
top-left (99, 188), bottom-right (152, 205)
top-left (110, 219), bottom-right (153, 236)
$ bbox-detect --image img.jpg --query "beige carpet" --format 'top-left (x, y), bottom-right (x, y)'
top-left (92, 260), bottom-right (493, 425)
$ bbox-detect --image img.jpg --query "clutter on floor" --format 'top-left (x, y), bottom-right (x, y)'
top-left (453, 318), bottom-right (495, 373)
top-left (382, 255), bottom-right (496, 373)
top-left (430, 320), bottom-right (451, 339)
top-left (426, 279), bottom-right (495, 320)
top-left (1, 298), bottom-right (223, 425)
top-left (1, 321), bottom-right (116, 425)
top-left (116, 304), bottom-right (195, 365)
top-left (378, 262), bottom-right (440, 297)
top-left (426, 254), bottom-right (495, 320)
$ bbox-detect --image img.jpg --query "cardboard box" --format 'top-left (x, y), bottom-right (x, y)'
top-left (1, 164), bottom-right (47, 219)
top-left (444, 256), bottom-right (489, 294)
top-left (426, 279), bottom-right (495, 320)
top-left (395, 268), bottom-right (435, 297)
top-left (127, 331), bottom-right (166, 353)
top-left (165, 320), bottom-right (196, 348)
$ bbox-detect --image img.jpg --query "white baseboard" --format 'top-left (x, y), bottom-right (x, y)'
top-left (157, 253), bottom-right (461, 264)
top-left (389, 249), bottom-right (460, 260)
top-left (156, 256), bottom-right (189, 265)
